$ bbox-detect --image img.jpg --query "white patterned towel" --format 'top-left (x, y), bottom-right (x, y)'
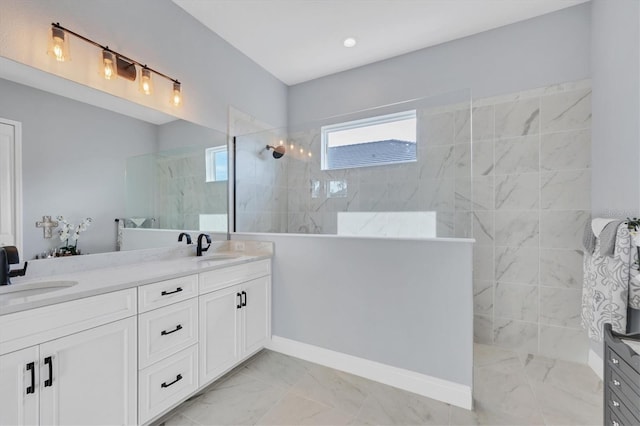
top-left (582, 223), bottom-right (640, 341)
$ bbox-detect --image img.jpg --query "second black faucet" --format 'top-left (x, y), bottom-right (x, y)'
top-left (197, 233), bottom-right (211, 256)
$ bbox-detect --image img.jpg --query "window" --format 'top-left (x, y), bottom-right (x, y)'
top-left (321, 110), bottom-right (417, 170)
top-left (205, 145), bottom-right (228, 182)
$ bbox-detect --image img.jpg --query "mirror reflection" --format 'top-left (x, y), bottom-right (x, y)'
top-left (0, 77), bottom-right (227, 261)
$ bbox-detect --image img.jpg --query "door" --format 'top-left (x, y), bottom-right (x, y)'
top-left (199, 285), bottom-right (241, 385)
top-left (0, 120), bottom-right (22, 250)
top-left (0, 346), bottom-right (39, 426)
top-left (39, 317), bottom-right (137, 426)
top-left (241, 276), bottom-right (271, 356)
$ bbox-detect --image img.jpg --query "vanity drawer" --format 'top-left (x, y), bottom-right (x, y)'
top-left (139, 344), bottom-right (198, 425)
top-left (138, 274), bottom-right (198, 313)
top-left (610, 368), bottom-right (640, 407)
top-left (138, 298), bottom-right (198, 369)
top-left (0, 288), bottom-right (136, 355)
top-left (199, 259), bottom-right (270, 294)
top-left (608, 387), bottom-right (640, 426)
top-left (607, 346), bottom-right (640, 385)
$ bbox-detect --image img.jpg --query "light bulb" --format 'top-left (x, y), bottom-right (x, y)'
top-left (308, 152), bottom-right (312, 157)
top-left (48, 26), bottom-right (70, 62)
top-left (139, 67), bottom-right (153, 95)
top-left (290, 144), bottom-right (294, 150)
top-left (171, 82), bottom-right (182, 107)
top-left (102, 50), bottom-right (117, 80)
top-left (53, 43), bottom-right (63, 61)
top-left (300, 148), bottom-right (304, 154)
top-left (279, 140), bottom-right (284, 145)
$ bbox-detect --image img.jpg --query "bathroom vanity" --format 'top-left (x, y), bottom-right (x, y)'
top-left (0, 249), bottom-right (272, 426)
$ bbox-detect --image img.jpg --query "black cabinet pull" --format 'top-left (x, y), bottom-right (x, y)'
top-left (26, 362), bottom-right (35, 394)
top-left (161, 374), bottom-right (183, 388)
top-left (44, 356), bottom-right (53, 387)
top-left (161, 287), bottom-right (183, 296)
top-left (237, 292), bottom-right (242, 309)
top-left (241, 291), bottom-right (247, 307)
top-left (161, 324), bottom-right (183, 336)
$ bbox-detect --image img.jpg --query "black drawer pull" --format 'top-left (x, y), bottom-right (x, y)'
top-left (161, 374), bottom-right (182, 388)
top-left (44, 356), bottom-right (53, 387)
top-left (241, 291), bottom-right (247, 307)
top-left (161, 324), bottom-right (183, 336)
top-left (237, 292), bottom-right (242, 309)
top-left (613, 379), bottom-right (621, 387)
top-left (26, 362), bottom-right (35, 394)
top-left (161, 287), bottom-right (183, 296)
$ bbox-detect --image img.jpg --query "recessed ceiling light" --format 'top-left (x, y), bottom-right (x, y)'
top-left (343, 37), bottom-right (356, 48)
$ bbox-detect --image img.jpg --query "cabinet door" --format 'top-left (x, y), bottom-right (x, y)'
top-left (241, 276), bottom-right (271, 357)
top-left (39, 317), bottom-right (137, 426)
top-left (0, 346), bottom-right (39, 426)
top-left (199, 285), bottom-right (241, 385)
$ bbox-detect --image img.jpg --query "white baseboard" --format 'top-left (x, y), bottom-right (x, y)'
top-left (588, 349), bottom-right (603, 380)
top-left (266, 335), bottom-right (472, 410)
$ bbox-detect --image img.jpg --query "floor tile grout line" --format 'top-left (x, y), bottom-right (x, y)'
top-left (518, 354), bottom-right (552, 426)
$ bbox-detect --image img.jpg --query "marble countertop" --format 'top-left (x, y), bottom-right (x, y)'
top-left (0, 252), bottom-right (271, 316)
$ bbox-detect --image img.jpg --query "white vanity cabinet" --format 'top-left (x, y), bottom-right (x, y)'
top-left (0, 289), bottom-right (138, 426)
top-left (137, 275), bottom-right (199, 425)
top-left (0, 346), bottom-right (39, 426)
top-left (198, 260), bottom-right (271, 386)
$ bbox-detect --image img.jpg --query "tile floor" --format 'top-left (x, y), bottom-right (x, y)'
top-left (155, 344), bottom-right (603, 426)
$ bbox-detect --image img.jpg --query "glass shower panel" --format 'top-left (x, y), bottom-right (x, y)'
top-left (125, 127), bottom-right (229, 234)
top-left (234, 88), bottom-right (472, 239)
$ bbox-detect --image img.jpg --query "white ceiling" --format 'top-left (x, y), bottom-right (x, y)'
top-left (173, 0), bottom-right (589, 86)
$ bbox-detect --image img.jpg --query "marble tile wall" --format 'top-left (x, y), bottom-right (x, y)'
top-left (283, 105), bottom-right (472, 236)
top-left (155, 149), bottom-right (227, 230)
top-left (234, 130), bottom-right (288, 233)
top-left (470, 80), bottom-right (591, 364)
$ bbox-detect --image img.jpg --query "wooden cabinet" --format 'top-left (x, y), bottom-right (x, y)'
top-left (199, 271), bottom-right (271, 387)
top-left (0, 317), bottom-right (136, 426)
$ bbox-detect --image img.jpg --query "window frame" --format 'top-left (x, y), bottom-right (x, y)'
top-left (320, 110), bottom-right (417, 171)
top-left (205, 145), bottom-right (228, 182)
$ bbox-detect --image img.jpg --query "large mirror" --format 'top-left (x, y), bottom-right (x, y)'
top-left (0, 71), bottom-right (228, 261)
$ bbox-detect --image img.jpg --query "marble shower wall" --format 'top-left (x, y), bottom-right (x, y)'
top-left (234, 130), bottom-right (289, 233)
top-left (155, 148), bottom-right (227, 230)
top-left (470, 80), bottom-right (592, 364)
top-left (284, 105), bottom-right (473, 236)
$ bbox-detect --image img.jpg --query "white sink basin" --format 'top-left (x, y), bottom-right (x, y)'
top-left (0, 280), bottom-right (78, 299)
top-left (197, 253), bottom-right (242, 262)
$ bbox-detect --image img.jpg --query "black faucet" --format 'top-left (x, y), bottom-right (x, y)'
top-left (0, 246), bottom-right (28, 286)
top-left (197, 234), bottom-right (211, 256)
top-left (178, 232), bottom-right (192, 244)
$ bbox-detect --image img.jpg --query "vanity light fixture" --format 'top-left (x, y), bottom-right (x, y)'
top-left (48, 26), bottom-right (70, 61)
top-left (102, 49), bottom-right (117, 80)
top-left (171, 82), bottom-right (182, 106)
top-left (48, 23), bottom-right (182, 106)
top-left (139, 67), bottom-right (153, 95)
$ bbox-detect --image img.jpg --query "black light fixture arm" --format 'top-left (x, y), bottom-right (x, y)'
top-left (51, 22), bottom-right (180, 85)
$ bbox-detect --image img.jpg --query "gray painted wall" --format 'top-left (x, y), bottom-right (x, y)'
top-left (589, 0), bottom-right (640, 357)
top-left (232, 233), bottom-right (474, 386)
top-left (0, 78), bottom-right (157, 260)
top-left (591, 0), bottom-right (640, 218)
top-left (287, 4), bottom-right (591, 125)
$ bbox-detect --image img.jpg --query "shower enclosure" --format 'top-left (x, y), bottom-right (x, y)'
top-left (233, 89), bottom-right (472, 239)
